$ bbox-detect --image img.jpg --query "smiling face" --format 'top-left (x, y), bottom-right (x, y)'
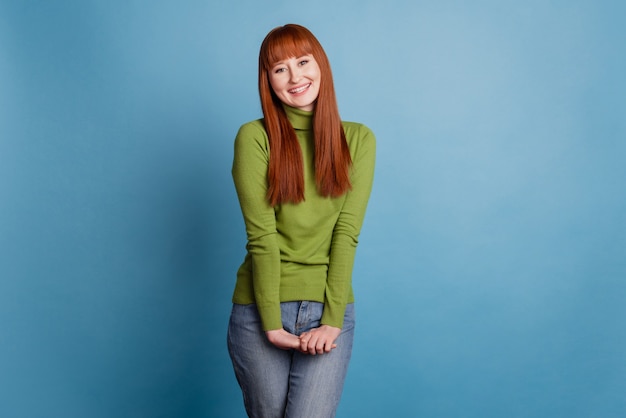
top-left (268, 55), bottom-right (321, 111)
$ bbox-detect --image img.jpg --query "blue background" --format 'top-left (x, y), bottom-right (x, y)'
top-left (1, 1), bottom-right (624, 417)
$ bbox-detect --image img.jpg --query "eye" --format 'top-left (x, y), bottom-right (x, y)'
top-left (299, 59), bottom-right (309, 66)
top-left (274, 67), bottom-right (286, 74)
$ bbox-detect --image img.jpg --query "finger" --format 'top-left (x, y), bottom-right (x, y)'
top-left (300, 333), bottom-right (314, 353)
top-left (308, 336), bottom-right (319, 355)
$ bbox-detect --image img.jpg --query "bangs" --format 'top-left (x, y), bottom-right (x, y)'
top-left (261, 27), bottom-right (314, 69)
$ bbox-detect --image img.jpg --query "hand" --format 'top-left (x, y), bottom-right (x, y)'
top-left (265, 328), bottom-right (301, 351)
top-left (299, 325), bottom-right (341, 355)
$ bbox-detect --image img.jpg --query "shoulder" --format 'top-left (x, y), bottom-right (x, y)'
top-left (234, 119), bottom-right (269, 151)
top-left (236, 119), bottom-right (267, 139)
top-left (341, 121), bottom-right (376, 152)
top-left (342, 121), bottom-right (375, 141)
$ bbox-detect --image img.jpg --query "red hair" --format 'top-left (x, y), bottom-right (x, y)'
top-left (258, 24), bottom-right (352, 205)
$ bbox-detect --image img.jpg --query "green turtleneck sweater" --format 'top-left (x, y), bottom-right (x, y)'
top-left (231, 105), bottom-right (376, 331)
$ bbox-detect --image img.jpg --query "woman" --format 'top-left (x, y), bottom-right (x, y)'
top-left (227, 24), bottom-right (376, 418)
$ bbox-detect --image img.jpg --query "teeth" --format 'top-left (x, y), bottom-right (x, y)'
top-left (289, 84), bottom-right (310, 94)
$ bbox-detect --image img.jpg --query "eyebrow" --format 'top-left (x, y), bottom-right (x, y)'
top-left (272, 55), bottom-right (311, 66)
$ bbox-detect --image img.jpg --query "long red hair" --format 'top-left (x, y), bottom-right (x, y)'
top-left (258, 24), bottom-right (352, 206)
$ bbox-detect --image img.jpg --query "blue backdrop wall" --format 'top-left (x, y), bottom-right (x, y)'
top-left (1, 1), bottom-right (624, 417)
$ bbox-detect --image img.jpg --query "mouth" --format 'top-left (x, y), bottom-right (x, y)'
top-left (288, 83), bottom-right (311, 95)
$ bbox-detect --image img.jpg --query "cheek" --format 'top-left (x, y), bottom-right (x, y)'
top-left (313, 84), bottom-right (321, 99)
top-left (268, 78), bottom-right (278, 93)
top-left (269, 75), bottom-right (285, 93)
top-left (312, 63), bottom-right (322, 81)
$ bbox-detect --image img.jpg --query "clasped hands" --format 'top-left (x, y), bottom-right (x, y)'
top-left (265, 325), bottom-right (341, 355)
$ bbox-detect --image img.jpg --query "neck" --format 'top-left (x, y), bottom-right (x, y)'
top-left (283, 104), bottom-right (313, 130)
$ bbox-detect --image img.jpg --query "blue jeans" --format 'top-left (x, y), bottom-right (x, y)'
top-left (227, 302), bottom-right (355, 418)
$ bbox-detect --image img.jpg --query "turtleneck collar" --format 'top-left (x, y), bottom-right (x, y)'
top-left (283, 104), bottom-right (313, 131)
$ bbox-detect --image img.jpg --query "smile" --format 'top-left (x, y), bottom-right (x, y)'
top-left (288, 83), bottom-right (311, 94)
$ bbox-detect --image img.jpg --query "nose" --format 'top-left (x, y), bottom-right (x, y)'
top-left (289, 67), bottom-right (302, 83)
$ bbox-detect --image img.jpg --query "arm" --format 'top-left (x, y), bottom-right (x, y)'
top-left (231, 122), bottom-right (283, 332)
top-left (322, 124), bottom-right (376, 328)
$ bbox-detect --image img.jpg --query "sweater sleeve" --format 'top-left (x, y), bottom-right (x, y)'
top-left (231, 122), bottom-right (283, 331)
top-left (321, 124), bottom-right (376, 328)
